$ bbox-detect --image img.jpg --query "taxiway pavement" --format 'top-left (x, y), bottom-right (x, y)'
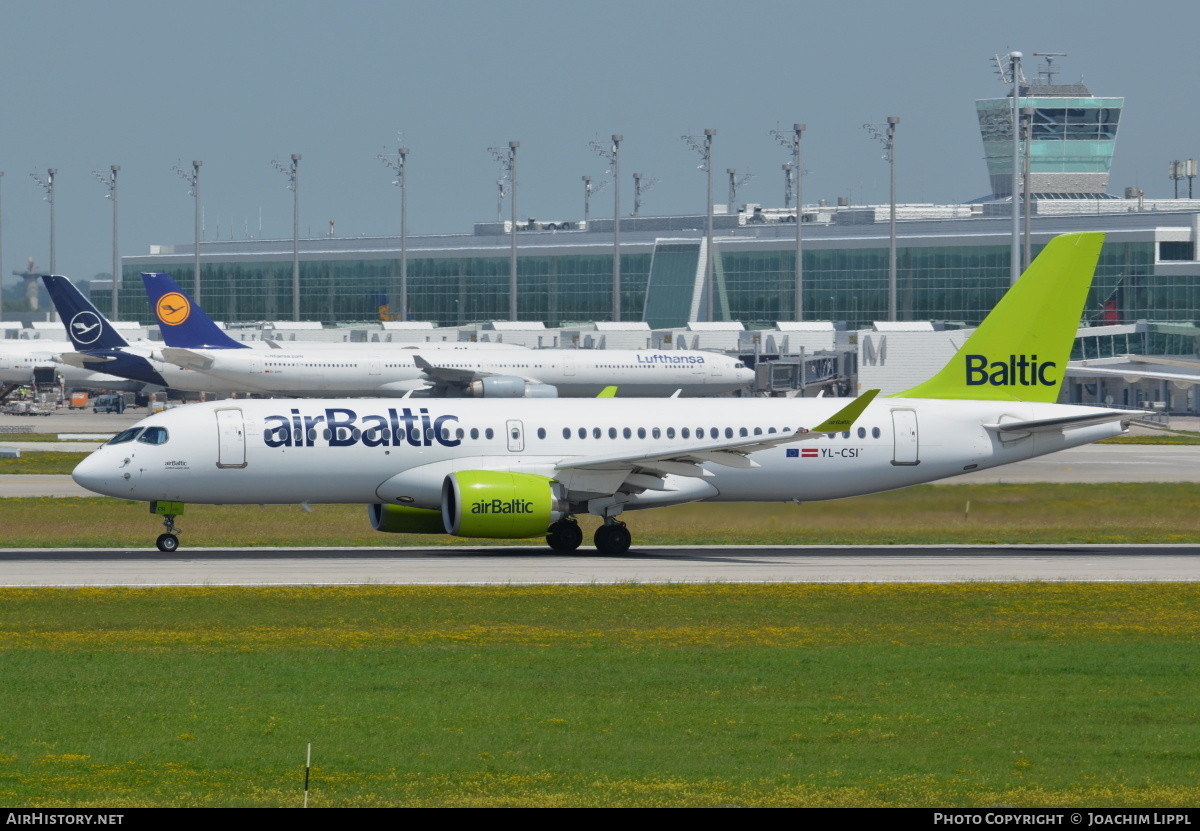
top-left (1, 545), bottom-right (1197, 586)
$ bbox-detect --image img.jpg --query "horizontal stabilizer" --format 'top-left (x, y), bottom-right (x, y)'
top-left (983, 410), bottom-right (1134, 434)
top-left (160, 347), bottom-right (215, 371)
top-left (57, 352), bottom-right (115, 368)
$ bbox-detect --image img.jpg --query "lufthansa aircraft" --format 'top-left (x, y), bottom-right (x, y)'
top-left (42, 275), bottom-right (242, 395)
top-left (142, 273), bottom-right (754, 398)
top-left (0, 338), bottom-right (142, 392)
top-left (74, 233), bottom-right (1133, 554)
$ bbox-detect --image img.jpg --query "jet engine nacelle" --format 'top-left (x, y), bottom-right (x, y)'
top-left (465, 376), bottom-right (558, 398)
top-left (368, 503), bottom-right (447, 534)
top-left (441, 470), bottom-right (567, 538)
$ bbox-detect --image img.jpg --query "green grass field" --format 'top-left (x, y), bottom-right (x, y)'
top-left (0, 482), bottom-right (1196, 548)
top-left (0, 584), bottom-right (1196, 807)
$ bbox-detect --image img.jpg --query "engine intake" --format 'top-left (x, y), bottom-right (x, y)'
top-left (441, 470), bottom-right (566, 538)
top-left (368, 503), bottom-right (447, 534)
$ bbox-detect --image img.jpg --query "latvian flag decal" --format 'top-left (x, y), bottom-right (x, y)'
top-left (787, 448), bottom-right (819, 458)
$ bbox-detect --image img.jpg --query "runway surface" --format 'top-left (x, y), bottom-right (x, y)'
top-left (1, 544), bottom-right (1198, 586)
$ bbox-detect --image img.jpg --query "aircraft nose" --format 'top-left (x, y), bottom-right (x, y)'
top-left (72, 450), bottom-right (123, 497)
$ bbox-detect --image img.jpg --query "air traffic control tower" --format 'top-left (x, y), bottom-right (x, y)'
top-left (976, 54), bottom-right (1123, 198)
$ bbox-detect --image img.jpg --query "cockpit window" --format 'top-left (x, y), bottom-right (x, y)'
top-left (107, 428), bottom-right (143, 445)
top-left (137, 426), bottom-right (169, 445)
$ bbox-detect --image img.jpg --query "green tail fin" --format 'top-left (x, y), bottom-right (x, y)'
top-left (897, 232), bottom-right (1104, 403)
top-left (596, 386), bottom-right (618, 398)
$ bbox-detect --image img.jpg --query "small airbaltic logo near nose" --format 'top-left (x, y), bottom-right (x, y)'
top-left (966, 354), bottom-right (1057, 387)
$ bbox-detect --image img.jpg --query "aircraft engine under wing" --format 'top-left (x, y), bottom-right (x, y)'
top-left (412, 354), bottom-right (557, 398)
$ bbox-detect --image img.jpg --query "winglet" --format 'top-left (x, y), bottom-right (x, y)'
top-left (597, 386), bottom-right (618, 398)
top-left (810, 389), bottom-right (880, 434)
top-left (140, 273), bottom-right (249, 350)
top-left (897, 232), bottom-right (1104, 403)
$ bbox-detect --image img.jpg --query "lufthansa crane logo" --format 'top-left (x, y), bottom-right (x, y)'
top-left (69, 311), bottom-right (103, 345)
top-left (156, 293), bottom-right (191, 326)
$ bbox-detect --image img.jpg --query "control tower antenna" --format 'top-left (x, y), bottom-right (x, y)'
top-left (1031, 52), bottom-right (1068, 85)
top-left (993, 52), bottom-right (1026, 86)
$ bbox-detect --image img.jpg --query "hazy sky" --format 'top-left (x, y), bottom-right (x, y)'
top-left (1, 0), bottom-right (1197, 287)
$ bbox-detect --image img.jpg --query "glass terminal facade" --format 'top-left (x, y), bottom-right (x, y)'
top-left (112, 219), bottom-right (1197, 348)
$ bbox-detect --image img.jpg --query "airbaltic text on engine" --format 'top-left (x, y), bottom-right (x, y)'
top-left (965, 354), bottom-right (1057, 387)
top-left (263, 407), bottom-right (460, 448)
top-left (472, 499), bottom-right (536, 515)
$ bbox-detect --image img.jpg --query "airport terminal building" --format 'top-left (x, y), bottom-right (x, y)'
top-left (104, 57), bottom-right (1200, 413)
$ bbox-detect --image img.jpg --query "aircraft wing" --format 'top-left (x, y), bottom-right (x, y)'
top-left (412, 353), bottom-right (481, 384)
top-left (160, 347), bottom-right (215, 371)
top-left (983, 410), bottom-right (1136, 435)
top-left (412, 353), bottom-right (539, 392)
top-left (555, 390), bottom-right (880, 476)
top-left (1070, 364), bottom-right (1200, 386)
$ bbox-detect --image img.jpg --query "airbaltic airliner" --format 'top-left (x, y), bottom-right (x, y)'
top-left (73, 233), bottom-right (1132, 554)
top-left (142, 273), bottom-right (754, 398)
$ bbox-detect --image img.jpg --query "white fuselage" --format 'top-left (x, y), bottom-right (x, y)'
top-left (160, 348), bottom-right (754, 398)
top-left (0, 340), bottom-right (140, 390)
top-left (73, 397), bottom-right (1124, 510)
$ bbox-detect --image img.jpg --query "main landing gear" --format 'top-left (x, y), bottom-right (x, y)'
top-left (593, 519), bottom-right (631, 556)
top-left (546, 517), bottom-right (584, 552)
top-left (546, 516), bottom-right (632, 555)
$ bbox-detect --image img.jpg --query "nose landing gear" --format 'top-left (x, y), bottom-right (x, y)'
top-left (150, 501), bottom-right (185, 553)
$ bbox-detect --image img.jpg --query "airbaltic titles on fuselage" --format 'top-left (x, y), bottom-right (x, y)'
top-left (263, 407), bottom-right (461, 448)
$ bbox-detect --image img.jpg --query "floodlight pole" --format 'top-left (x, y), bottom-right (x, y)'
top-left (1022, 107), bottom-right (1033, 271)
top-left (399, 147), bottom-right (408, 322)
top-left (30, 169), bottom-right (57, 320)
top-left (112, 166), bottom-right (119, 319)
top-left (171, 161), bottom-right (203, 305)
top-left (705, 131), bottom-right (715, 321)
top-left (94, 166), bottom-right (121, 318)
top-left (509, 141), bottom-right (518, 321)
top-left (888, 117), bottom-right (898, 321)
top-left (379, 144), bottom-right (411, 319)
top-left (0, 171), bottom-right (4, 324)
top-left (772, 123), bottom-right (805, 320)
top-left (683, 129), bottom-right (717, 319)
top-left (1010, 51), bottom-right (1022, 286)
top-left (612, 134), bottom-right (622, 322)
top-left (48, 169), bottom-right (56, 278)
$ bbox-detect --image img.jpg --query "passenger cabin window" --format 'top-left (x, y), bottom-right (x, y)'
top-left (136, 427), bottom-right (169, 445)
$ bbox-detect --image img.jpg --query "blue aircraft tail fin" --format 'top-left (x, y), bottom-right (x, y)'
top-left (140, 273), bottom-right (249, 349)
top-left (41, 275), bottom-right (132, 351)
